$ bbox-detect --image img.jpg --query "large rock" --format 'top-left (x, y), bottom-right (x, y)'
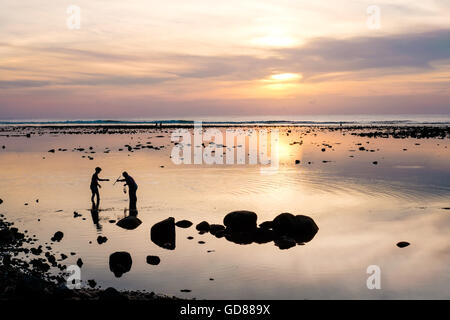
top-left (109, 252), bottom-right (132, 278)
top-left (272, 213), bottom-right (318, 243)
top-left (151, 217), bottom-right (175, 250)
top-left (223, 211), bottom-right (257, 232)
top-left (116, 216), bottom-right (142, 230)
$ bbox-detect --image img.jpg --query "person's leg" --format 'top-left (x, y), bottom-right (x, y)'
top-left (129, 189), bottom-right (137, 212)
top-left (95, 190), bottom-right (100, 207)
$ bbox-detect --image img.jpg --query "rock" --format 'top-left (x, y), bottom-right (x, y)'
top-left (48, 149), bottom-right (55, 153)
top-left (372, 161), bottom-right (378, 165)
top-left (224, 231), bottom-right (254, 245)
top-left (209, 224), bottom-right (225, 235)
top-left (99, 287), bottom-right (127, 301)
top-left (116, 216), bottom-right (142, 230)
top-left (223, 211), bottom-right (257, 232)
top-left (76, 258), bottom-right (83, 268)
top-left (0, 199), bottom-right (3, 204)
top-left (146, 255), bottom-right (160, 265)
top-left (295, 160), bottom-right (300, 164)
top-left (109, 252), bottom-right (132, 278)
top-left (30, 246), bottom-right (43, 255)
top-left (88, 280), bottom-right (97, 288)
top-left (51, 231), bottom-right (64, 242)
top-left (175, 220), bottom-right (193, 228)
top-left (259, 221), bottom-right (273, 229)
top-left (97, 236), bottom-right (108, 244)
top-left (397, 241), bottom-right (410, 248)
top-left (196, 221), bottom-right (210, 232)
top-left (272, 213), bottom-right (319, 243)
top-left (275, 236), bottom-right (297, 250)
top-left (151, 217), bottom-right (175, 250)
top-left (0, 229), bottom-right (14, 243)
top-left (254, 228), bottom-right (274, 244)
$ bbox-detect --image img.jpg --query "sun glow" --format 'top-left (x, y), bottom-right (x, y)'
top-left (270, 73), bottom-right (302, 81)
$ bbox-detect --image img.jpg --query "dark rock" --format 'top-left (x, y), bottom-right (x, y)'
top-left (275, 236), bottom-right (297, 250)
top-left (51, 231), bottom-right (64, 242)
top-left (48, 149), bottom-right (55, 153)
top-left (76, 258), bottom-right (83, 268)
top-left (295, 160), bottom-right (300, 164)
top-left (109, 252), bottom-right (132, 278)
top-left (175, 220), bottom-right (193, 228)
top-left (146, 255), bottom-right (160, 265)
top-left (88, 280), bottom-right (97, 288)
top-left (223, 211), bottom-right (257, 232)
top-left (397, 241), bottom-right (410, 248)
top-left (259, 221), bottom-right (273, 229)
top-left (151, 217), bottom-right (175, 250)
top-left (254, 228), bottom-right (275, 244)
top-left (99, 287), bottom-right (127, 301)
top-left (196, 221), bottom-right (210, 232)
top-left (0, 228), bottom-right (14, 243)
top-left (116, 216), bottom-right (142, 230)
top-left (272, 213), bottom-right (319, 243)
top-left (224, 231), bottom-right (254, 245)
top-left (97, 236), bottom-right (108, 244)
top-left (209, 224), bottom-right (225, 235)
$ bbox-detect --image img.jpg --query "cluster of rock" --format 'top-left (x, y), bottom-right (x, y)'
top-left (149, 211), bottom-right (319, 251)
top-left (197, 211), bottom-right (319, 250)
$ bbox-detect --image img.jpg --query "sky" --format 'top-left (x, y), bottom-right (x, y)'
top-left (0, 0), bottom-right (450, 119)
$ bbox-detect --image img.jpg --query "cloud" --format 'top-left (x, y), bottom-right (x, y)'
top-left (0, 80), bottom-right (52, 88)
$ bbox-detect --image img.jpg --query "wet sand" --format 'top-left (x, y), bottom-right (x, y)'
top-left (0, 124), bottom-right (449, 299)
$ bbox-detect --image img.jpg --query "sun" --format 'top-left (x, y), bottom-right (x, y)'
top-left (270, 73), bottom-right (302, 81)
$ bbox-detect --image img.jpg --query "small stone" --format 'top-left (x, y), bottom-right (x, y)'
top-left (146, 255), bottom-right (161, 265)
top-left (397, 241), bottom-right (410, 248)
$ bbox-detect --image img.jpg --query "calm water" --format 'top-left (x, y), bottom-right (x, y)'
top-left (0, 126), bottom-right (449, 299)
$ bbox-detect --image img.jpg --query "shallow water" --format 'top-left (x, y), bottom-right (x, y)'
top-left (0, 126), bottom-right (449, 299)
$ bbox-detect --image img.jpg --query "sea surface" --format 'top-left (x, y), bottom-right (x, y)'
top-left (0, 124), bottom-right (449, 299)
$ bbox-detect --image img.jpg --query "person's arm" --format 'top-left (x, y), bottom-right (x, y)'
top-left (99, 178), bottom-right (110, 181)
top-left (117, 179), bottom-right (126, 182)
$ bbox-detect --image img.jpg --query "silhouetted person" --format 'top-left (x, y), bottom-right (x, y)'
top-left (117, 171), bottom-right (138, 212)
top-left (90, 167), bottom-right (109, 206)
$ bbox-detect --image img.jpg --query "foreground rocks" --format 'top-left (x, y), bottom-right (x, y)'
top-left (1, 217), bottom-right (177, 300)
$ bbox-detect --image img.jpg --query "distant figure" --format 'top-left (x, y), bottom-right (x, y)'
top-left (117, 171), bottom-right (138, 212)
top-left (90, 167), bottom-right (109, 206)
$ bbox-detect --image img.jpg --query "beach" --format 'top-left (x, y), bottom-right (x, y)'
top-left (0, 124), bottom-right (449, 299)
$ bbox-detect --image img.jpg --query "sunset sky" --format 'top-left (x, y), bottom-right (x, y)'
top-left (1, 0), bottom-right (450, 119)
